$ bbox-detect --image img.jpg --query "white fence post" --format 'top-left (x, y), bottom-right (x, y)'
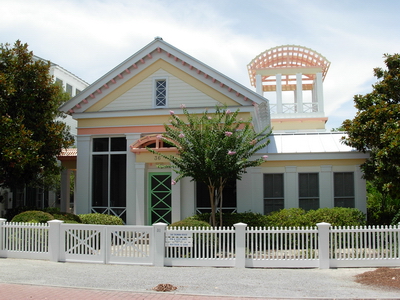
top-left (48, 220), bottom-right (64, 262)
top-left (0, 218), bottom-right (5, 254)
top-left (153, 222), bottom-right (167, 267)
top-left (234, 222), bottom-right (247, 268)
top-left (317, 222), bottom-right (331, 269)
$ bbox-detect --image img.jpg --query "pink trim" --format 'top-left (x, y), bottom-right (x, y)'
top-left (228, 87), bottom-right (232, 92)
top-left (157, 47), bottom-right (161, 53)
top-left (75, 104), bottom-right (81, 108)
top-left (125, 69), bottom-right (131, 74)
top-left (197, 69), bottom-right (201, 74)
top-left (132, 64), bottom-right (138, 69)
top-left (174, 56), bottom-right (178, 61)
top-left (204, 74), bottom-right (208, 79)
top-left (140, 59), bottom-right (145, 64)
top-left (181, 61), bottom-right (185, 66)
top-left (147, 54), bottom-right (152, 59)
top-left (236, 92), bottom-right (240, 97)
top-left (111, 79), bottom-right (116, 84)
top-left (90, 94), bottom-right (95, 99)
top-left (83, 99), bottom-right (88, 104)
top-left (69, 109), bottom-right (74, 113)
top-left (189, 65), bottom-right (193, 70)
top-left (167, 52), bottom-right (171, 57)
top-left (118, 74), bottom-right (123, 79)
top-left (97, 89), bottom-right (102, 94)
top-left (244, 97), bottom-right (248, 101)
top-left (220, 83), bottom-right (224, 88)
top-left (212, 78), bottom-right (216, 83)
top-left (103, 84), bottom-right (109, 89)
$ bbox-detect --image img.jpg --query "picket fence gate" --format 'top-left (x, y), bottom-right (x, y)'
top-left (0, 218), bottom-right (399, 269)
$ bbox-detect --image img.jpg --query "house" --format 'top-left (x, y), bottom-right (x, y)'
top-left (59, 38), bottom-right (368, 225)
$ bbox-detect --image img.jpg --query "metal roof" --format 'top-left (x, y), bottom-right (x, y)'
top-left (265, 132), bottom-right (356, 154)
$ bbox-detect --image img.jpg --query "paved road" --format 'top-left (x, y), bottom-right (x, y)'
top-left (1, 258), bottom-right (399, 299)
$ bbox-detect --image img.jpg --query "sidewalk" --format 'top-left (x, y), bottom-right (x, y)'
top-left (1, 258), bottom-right (399, 299)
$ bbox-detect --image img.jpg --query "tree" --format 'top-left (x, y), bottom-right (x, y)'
top-left (147, 105), bottom-right (271, 226)
top-left (0, 41), bottom-right (74, 189)
top-left (342, 53), bottom-right (400, 201)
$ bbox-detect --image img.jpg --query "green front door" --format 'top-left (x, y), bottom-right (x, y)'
top-left (148, 172), bottom-right (172, 224)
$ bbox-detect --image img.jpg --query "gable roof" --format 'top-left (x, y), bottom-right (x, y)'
top-left (60, 37), bottom-right (269, 115)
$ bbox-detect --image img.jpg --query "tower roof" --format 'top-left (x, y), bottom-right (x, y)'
top-left (247, 45), bottom-right (330, 87)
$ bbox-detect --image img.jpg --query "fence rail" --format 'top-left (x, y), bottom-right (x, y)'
top-left (0, 218), bottom-right (399, 269)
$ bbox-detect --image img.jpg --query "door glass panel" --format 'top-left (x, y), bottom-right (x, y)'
top-left (149, 173), bottom-right (172, 224)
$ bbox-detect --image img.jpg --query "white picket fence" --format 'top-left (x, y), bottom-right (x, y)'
top-left (0, 218), bottom-right (399, 269)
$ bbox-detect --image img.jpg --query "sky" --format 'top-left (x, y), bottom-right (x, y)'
top-left (1, 0), bottom-right (399, 130)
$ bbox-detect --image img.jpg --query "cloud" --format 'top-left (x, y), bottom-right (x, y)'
top-left (1, 0), bottom-right (398, 130)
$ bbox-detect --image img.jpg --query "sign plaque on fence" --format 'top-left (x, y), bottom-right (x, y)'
top-left (165, 233), bottom-right (193, 247)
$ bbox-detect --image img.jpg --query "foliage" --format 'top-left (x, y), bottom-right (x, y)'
top-left (264, 208), bottom-right (308, 227)
top-left (391, 210), bottom-right (400, 225)
top-left (366, 181), bottom-right (400, 225)
top-left (342, 53), bottom-right (400, 199)
top-left (330, 126), bottom-right (346, 132)
top-left (147, 105), bottom-right (271, 226)
top-left (305, 207), bottom-right (366, 227)
top-left (169, 217), bottom-right (211, 228)
top-left (52, 212), bottom-right (82, 223)
top-left (11, 210), bottom-right (54, 223)
top-left (194, 212), bottom-right (268, 228)
top-left (6, 206), bottom-right (82, 224)
top-left (4, 206), bottom-right (37, 221)
top-left (0, 41), bottom-right (74, 190)
top-left (264, 207), bottom-right (366, 227)
top-left (78, 213), bottom-right (124, 225)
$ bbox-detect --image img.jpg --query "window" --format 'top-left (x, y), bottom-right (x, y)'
top-left (196, 179), bottom-right (237, 214)
top-left (334, 172), bottom-right (355, 208)
top-left (154, 79), bottom-right (167, 107)
top-left (55, 78), bottom-right (63, 87)
top-left (264, 174), bottom-right (284, 214)
top-left (66, 83), bottom-right (73, 96)
top-left (92, 137), bottom-right (127, 222)
top-left (299, 173), bottom-right (319, 210)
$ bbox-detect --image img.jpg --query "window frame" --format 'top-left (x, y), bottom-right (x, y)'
top-left (298, 172), bottom-right (319, 211)
top-left (333, 172), bottom-right (355, 208)
top-left (153, 77), bottom-right (168, 108)
top-left (263, 173), bottom-right (284, 214)
top-left (91, 136), bottom-right (127, 221)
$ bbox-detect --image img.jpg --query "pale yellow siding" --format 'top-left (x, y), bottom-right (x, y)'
top-left (101, 69), bottom-right (222, 111)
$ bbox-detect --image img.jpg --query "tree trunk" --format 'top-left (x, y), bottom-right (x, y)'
top-left (208, 185), bottom-right (216, 227)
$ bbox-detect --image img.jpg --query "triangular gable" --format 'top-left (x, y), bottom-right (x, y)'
top-left (91, 59), bottom-right (242, 112)
top-left (60, 38), bottom-right (268, 115)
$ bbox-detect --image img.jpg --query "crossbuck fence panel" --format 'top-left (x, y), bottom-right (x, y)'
top-left (0, 219), bottom-right (399, 269)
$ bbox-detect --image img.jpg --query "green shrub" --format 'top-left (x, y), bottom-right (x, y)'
top-left (53, 212), bottom-right (82, 223)
top-left (193, 212), bottom-right (268, 227)
top-left (169, 217), bottom-right (211, 228)
top-left (78, 213), bottom-right (124, 225)
top-left (306, 207), bottom-right (366, 227)
top-left (43, 207), bottom-right (61, 215)
top-left (11, 210), bottom-right (54, 223)
top-left (5, 206), bottom-right (37, 221)
top-left (265, 208), bottom-right (308, 227)
top-left (264, 207), bottom-right (366, 227)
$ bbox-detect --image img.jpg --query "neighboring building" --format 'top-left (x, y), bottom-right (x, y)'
top-left (59, 38), bottom-right (368, 225)
top-left (1, 57), bottom-right (88, 217)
